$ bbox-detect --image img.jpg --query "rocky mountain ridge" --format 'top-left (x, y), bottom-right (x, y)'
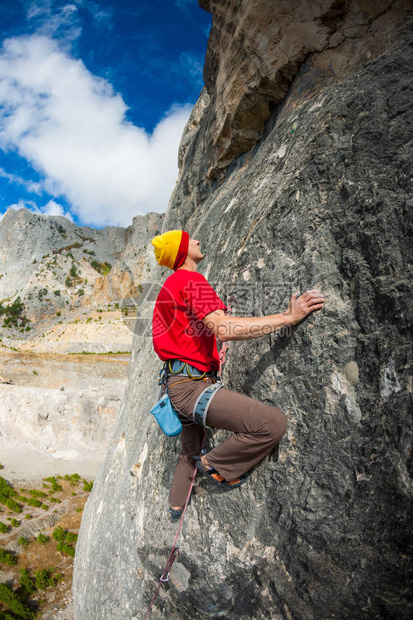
top-left (0, 206), bottom-right (163, 354)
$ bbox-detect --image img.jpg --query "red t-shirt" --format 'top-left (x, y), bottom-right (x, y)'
top-left (152, 269), bottom-right (227, 372)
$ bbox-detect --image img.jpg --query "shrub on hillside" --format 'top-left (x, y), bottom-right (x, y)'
top-left (91, 260), bottom-right (111, 275)
top-left (28, 490), bottom-right (46, 498)
top-left (0, 477), bottom-right (17, 498)
top-left (37, 533), bottom-right (49, 544)
top-left (53, 526), bottom-right (77, 551)
top-left (18, 536), bottom-right (30, 549)
top-left (5, 498), bottom-right (21, 513)
top-left (52, 526), bottom-right (66, 542)
top-left (64, 473), bottom-right (80, 483)
top-left (56, 541), bottom-right (75, 558)
top-left (19, 568), bottom-right (36, 595)
top-left (0, 549), bottom-right (17, 566)
top-left (26, 498), bottom-right (41, 508)
top-left (44, 477), bottom-right (62, 492)
top-left (34, 568), bottom-right (57, 590)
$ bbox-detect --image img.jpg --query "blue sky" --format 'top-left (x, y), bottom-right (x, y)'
top-left (0, 0), bottom-right (211, 227)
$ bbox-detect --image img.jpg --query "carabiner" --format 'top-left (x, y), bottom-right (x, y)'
top-left (168, 360), bottom-right (186, 374)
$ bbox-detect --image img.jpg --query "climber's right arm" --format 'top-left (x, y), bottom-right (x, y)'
top-left (202, 290), bottom-right (325, 342)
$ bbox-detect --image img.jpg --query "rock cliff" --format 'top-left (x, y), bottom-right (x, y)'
top-left (73, 1), bottom-right (413, 619)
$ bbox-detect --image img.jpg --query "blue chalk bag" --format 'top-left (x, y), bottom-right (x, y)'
top-left (150, 392), bottom-right (182, 437)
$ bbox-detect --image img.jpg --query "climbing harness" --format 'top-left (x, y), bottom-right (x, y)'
top-left (156, 360), bottom-right (221, 429)
top-left (192, 382), bottom-right (222, 427)
top-left (166, 359), bottom-right (215, 379)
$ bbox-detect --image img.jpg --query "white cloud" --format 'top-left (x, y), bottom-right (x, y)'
top-left (0, 167), bottom-right (43, 194)
top-left (42, 199), bottom-right (74, 219)
top-left (179, 52), bottom-right (204, 83)
top-left (1, 199), bottom-right (74, 222)
top-left (26, 1), bottom-right (82, 45)
top-left (0, 35), bottom-right (192, 227)
top-left (5, 199), bottom-right (38, 211)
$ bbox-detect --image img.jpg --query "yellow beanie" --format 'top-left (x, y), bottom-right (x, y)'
top-left (151, 230), bottom-right (189, 270)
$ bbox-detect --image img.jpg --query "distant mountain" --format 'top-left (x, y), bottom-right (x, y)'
top-left (0, 206), bottom-right (163, 323)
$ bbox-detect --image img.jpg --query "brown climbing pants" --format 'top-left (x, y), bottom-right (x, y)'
top-left (167, 376), bottom-right (287, 507)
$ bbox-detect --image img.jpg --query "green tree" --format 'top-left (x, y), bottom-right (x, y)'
top-left (0, 549), bottom-right (17, 566)
top-left (0, 583), bottom-right (31, 619)
top-left (34, 569), bottom-right (56, 590)
top-left (5, 498), bottom-right (22, 513)
top-left (18, 536), bottom-right (30, 549)
top-left (26, 498), bottom-right (41, 508)
top-left (56, 541), bottom-right (75, 558)
top-left (37, 533), bottom-right (49, 544)
top-left (52, 526), bottom-right (66, 542)
top-left (91, 260), bottom-right (111, 275)
top-left (19, 568), bottom-right (36, 595)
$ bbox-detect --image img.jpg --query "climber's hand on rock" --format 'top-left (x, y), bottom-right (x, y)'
top-left (285, 289), bottom-right (325, 326)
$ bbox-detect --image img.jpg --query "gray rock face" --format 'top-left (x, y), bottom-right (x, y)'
top-left (73, 4), bottom-right (413, 620)
top-left (197, 0), bottom-right (412, 180)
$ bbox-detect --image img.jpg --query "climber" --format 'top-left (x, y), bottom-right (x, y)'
top-left (151, 230), bottom-right (325, 518)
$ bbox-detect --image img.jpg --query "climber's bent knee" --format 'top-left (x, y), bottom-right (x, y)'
top-left (267, 407), bottom-right (288, 444)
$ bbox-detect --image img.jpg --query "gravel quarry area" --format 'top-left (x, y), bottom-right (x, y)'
top-left (0, 439), bottom-right (103, 481)
top-left (0, 351), bottom-right (130, 480)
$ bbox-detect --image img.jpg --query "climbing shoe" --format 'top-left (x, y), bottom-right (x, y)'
top-left (193, 456), bottom-right (246, 489)
top-left (168, 507), bottom-right (184, 520)
top-left (168, 495), bottom-right (191, 520)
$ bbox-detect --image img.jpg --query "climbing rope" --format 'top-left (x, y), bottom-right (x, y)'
top-left (218, 293), bottom-right (235, 377)
top-left (142, 432), bottom-right (205, 619)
